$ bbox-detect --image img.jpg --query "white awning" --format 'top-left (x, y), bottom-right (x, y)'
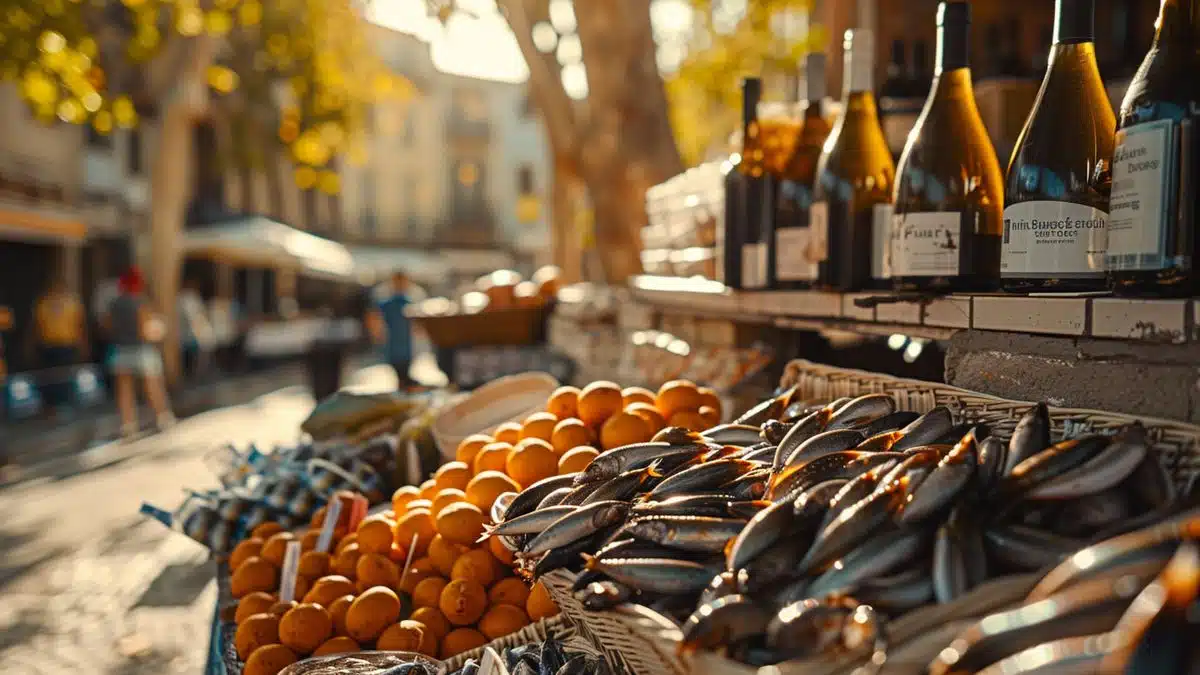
top-left (439, 249), bottom-right (515, 276)
top-left (346, 246), bottom-right (446, 285)
top-left (185, 216), bottom-right (356, 281)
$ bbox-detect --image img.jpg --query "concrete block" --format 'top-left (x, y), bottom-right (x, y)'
top-left (842, 293), bottom-right (877, 322)
top-left (923, 296), bottom-right (972, 328)
top-left (876, 301), bottom-right (923, 325)
top-left (972, 296), bottom-right (1088, 335)
top-left (1091, 299), bottom-right (1187, 343)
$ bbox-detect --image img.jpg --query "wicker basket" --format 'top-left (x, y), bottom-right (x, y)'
top-left (440, 614), bottom-right (587, 672)
top-left (542, 359), bottom-right (1200, 675)
top-left (411, 305), bottom-right (549, 349)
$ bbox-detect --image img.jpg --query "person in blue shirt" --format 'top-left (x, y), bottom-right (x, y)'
top-left (368, 272), bottom-right (415, 389)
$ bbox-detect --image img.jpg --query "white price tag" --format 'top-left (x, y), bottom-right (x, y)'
top-left (278, 540), bottom-right (303, 602)
top-left (315, 498), bottom-right (343, 554)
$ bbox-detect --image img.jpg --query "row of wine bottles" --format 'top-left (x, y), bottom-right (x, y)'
top-left (721, 0), bottom-right (1200, 297)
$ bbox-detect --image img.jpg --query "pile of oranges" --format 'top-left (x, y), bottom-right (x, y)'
top-left (227, 488), bottom-right (559, 675)
top-left (456, 379), bottom-right (721, 482)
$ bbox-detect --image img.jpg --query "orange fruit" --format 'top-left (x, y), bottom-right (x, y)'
top-left (292, 577), bottom-right (312, 602)
top-left (398, 556), bottom-right (437, 594)
top-left (312, 636), bottom-right (360, 656)
top-left (230, 538), bottom-right (264, 570)
top-left (332, 542), bottom-right (362, 578)
top-left (439, 578), bottom-right (488, 626)
top-left (488, 535), bottom-right (516, 566)
top-left (297, 551), bottom-right (331, 579)
top-left (410, 606), bottom-right (451, 641)
top-left (520, 412), bottom-right (559, 442)
top-left (441, 627), bottom-right (488, 658)
top-left (550, 418), bottom-right (595, 455)
top-left (656, 380), bottom-right (703, 419)
top-left (355, 552), bottom-right (400, 592)
top-left (406, 499), bottom-right (433, 513)
top-left (251, 522), bottom-right (286, 539)
top-left (435, 461), bottom-right (472, 492)
top-left (489, 578), bottom-right (531, 608)
top-left (526, 581), bottom-right (559, 620)
top-left (310, 506), bottom-right (328, 529)
top-left (577, 381), bottom-right (624, 427)
top-left (303, 575), bottom-right (357, 608)
top-left (472, 442), bottom-right (513, 475)
top-left (451, 548), bottom-right (500, 587)
top-left (455, 434), bottom-right (494, 467)
top-left (545, 386), bottom-right (580, 420)
top-left (600, 411), bottom-right (653, 450)
top-left (431, 488), bottom-right (467, 519)
top-left (626, 402), bottom-right (667, 433)
top-left (327, 594), bottom-right (355, 637)
top-left (300, 530), bottom-right (321, 553)
top-left (344, 586), bottom-right (402, 643)
top-left (335, 533), bottom-right (358, 554)
top-left (235, 613), bottom-right (281, 660)
top-left (506, 440), bottom-right (558, 488)
top-left (699, 405), bottom-right (721, 427)
top-left (479, 604), bottom-right (530, 640)
top-left (376, 620), bottom-right (428, 653)
top-left (668, 409), bottom-right (709, 432)
top-left (622, 386), bottom-right (656, 407)
top-left (267, 601), bottom-right (298, 618)
top-left (557, 446), bottom-right (599, 475)
top-left (492, 422), bottom-right (523, 445)
top-left (388, 542), bottom-right (411, 566)
top-left (436, 502), bottom-right (486, 546)
top-left (242, 643), bottom-right (297, 675)
top-left (356, 514), bottom-right (396, 555)
top-left (232, 557), bottom-right (279, 599)
top-left (698, 387), bottom-right (722, 418)
top-left (236, 592), bottom-right (278, 625)
top-left (418, 479), bottom-right (439, 502)
top-left (260, 532), bottom-right (297, 568)
top-left (464, 470), bottom-right (521, 512)
top-left (393, 508), bottom-right (436, 557)
top-left (279, 602), bottom-right (332, 655)
top-left (412, 575), bottom-right (449, 608)
top-left (428, 535), bottom-right (469, 576)
top-left (391, 486), bottom-right (420, 513)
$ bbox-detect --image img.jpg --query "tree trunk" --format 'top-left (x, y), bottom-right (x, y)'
top-left (148, 34), bottom-right (216, 384)
top-left (550, 156), bottom-right (583, 283)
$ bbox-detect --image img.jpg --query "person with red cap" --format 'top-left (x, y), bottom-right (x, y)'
top-left (102, 267), bottom-right (175, 438)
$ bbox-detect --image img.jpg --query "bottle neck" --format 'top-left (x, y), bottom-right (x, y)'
top-left (930, 68), bottom-right (977, 105)
top-left (1054, 0), bottom-right (1095, 45)
top-left (936, 21), bottom-right (970, 74)
top-left (845, 90), bottom-right (880, 118)
top-left (1153, 0), bottom-right (1200, 46)
top-left (844, 33), bottom-right (875, 96)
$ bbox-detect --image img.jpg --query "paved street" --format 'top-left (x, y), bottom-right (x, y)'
top-left (0, 363), bottom-right (404, 675)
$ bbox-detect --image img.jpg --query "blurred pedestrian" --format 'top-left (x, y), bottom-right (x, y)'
top-left (367, 271), bottom-right (415, 389)
top-left (178, 277), bottom-right (214, 379)
top-left (103, 267), bottom-right (175, 438)
top-left (32, 277), bottom-right (88, 414)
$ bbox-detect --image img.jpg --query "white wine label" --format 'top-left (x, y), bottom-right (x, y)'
top-left (742, 243), bottom-right (766, 288)
top-left (810, 202), bottom-right (830, 263)
top-left (775, 227), bottom-right (818, 281)
top-left (871, 203), bottom-right (894, 279)
top-left (1107, 119), bottom-right (1176, 271)
top-left (890, 211), bottom-right (962, 277)
top-left (1001, 201), bottom-right (1107, 277)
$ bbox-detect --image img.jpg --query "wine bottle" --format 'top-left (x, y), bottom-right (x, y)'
top-left (813, 28), bottom-right (896, 291)
top-left (1001, 0), bottom-right (1115, 292)
top-left (774, 54), bottom-right (833, 289)
top-left (1107, 0), bottom-right (1200, 297)
top-left (721, 77), bottom-right (763, 290)
top-left (757, 102), bottom-right (800, 290)
top-left (891, 1), bottom-right (1004, 292)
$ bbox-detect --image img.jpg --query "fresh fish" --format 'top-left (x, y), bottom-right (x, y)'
top-left (631, 494), bottom-right (741, 519)
top-left (735, 537), bottom-right (805, 592)
top-left (890, 406), bottom-right (955, 452)
top-left (972, 635), bottom-right (1109, 675)
top-left (735, 385), bottom-right (798, 426)
top-left (824, 393), bottom-right (896, 430)
top-left (821, 458), bottom-right (901, 527)
top-left (503, 473), bottom-right (580, 522)
top-left (782, 429), bottom-right (869, 469)
top-left (721, 469), bottom-right (770, 501)
top-left (521, 501), bottom-right (630, 556)
top-left (805, 527), bottom-right (929, 599)
top-left (539, 638), bottom-right (568, 675)
top-left (581, 556), bottom-right (722, 594)
top-left (698, 570), bottom-right (739, 606)
top-left (741, 446), bottom-right (777, 463)
top-left (983, 524), bottom-right (1084, 572)
top-left (856, 430), bottom-right (906, 453)
top-left (625, 515), bottom-right (746, 553)
top-left (759, 420), bottom-right (792, 446)
top-left (858, 410), bottom-right (921, 437)
top-left (558, 480), bottom-right (606, 506)
top-left (575, 439), bottom-right (706, 484)
top-left (853, 567), bottom-right (934, 615)
top-left (975, 436), bottom-right (1007, 492)
top-left (1003, 402), bottom-right (1052, 475)
top-left (771, 408), bottom-right (833, 469)
top-left (531, 525), bottom-right (620, 578)
top-left (878, 449), bottom-right (941, 494)
top-left (897, 429), bottom-right (979, 525)
top-left (593, 537), bottom-right (708, 563)
top-left (797, 479), bottom-right (907, 574)
top-left (646, 458), bottom-right (758, 499)
top-left (1025, 424), bottom-right (1148, 500)
top-left (1055, 489), bottom-right (1132, 536)
top-left (581, 465), bottom-right (662, 505)
top-left (768, 451), bottom-right (902, 501)
top-left (1001, 434), bottom-right (1111, 495)
top-left (933, 521), bottom-right (970, 604)
top-left (1128, 453), bottom-right (1177, 509)
top-left (702, 424), bottom-right (764, 447)
top-left (726, 498), bottom-right (795, 571)
top-left (766, 599), bottom-right (886, 663)
top-left (577, 579), bottom-right (634, 611)
top-left (537, 487), bottom-right (574, 509)
top-left (481, 505), bottom-right (577, 539)
top-left (679, 595), bottom-right (771, 654)
top-left (933, 422), bottom-right (987, 446)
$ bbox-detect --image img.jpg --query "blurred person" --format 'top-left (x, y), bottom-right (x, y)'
top-left (104, 267), bottom-right (174, 438)
top-left (367, 271), bottom-right (415, 389)
top-left (91, 276), bottom-right (120, 389)
top-left (178, 278), bottom-right (215, 379)
top-left (209, 288), bottom-right (246, 372)
top-left (32, 277), bottom-right (88, 414)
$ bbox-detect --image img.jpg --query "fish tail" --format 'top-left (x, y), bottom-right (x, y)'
top-left (581, 553), bottom-right (601, 571)
top-left (778, 384), bottom-right (801, 410)
top-left (644, 461), bottom-right (663, 480)
top-left (475, 523), bottom-right (498, 544)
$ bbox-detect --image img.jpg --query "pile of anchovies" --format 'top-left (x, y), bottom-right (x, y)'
top-left (483, 390), bottom-right (1200, 672)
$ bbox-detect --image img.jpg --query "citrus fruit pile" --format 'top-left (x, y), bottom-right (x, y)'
top-left (228, 490), bottom-right (560, 675)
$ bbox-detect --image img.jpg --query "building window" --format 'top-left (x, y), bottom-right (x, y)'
top-left (128, 128), bottom-right (142, 174)
top-left (517, 164), bottom-right (534, 195)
